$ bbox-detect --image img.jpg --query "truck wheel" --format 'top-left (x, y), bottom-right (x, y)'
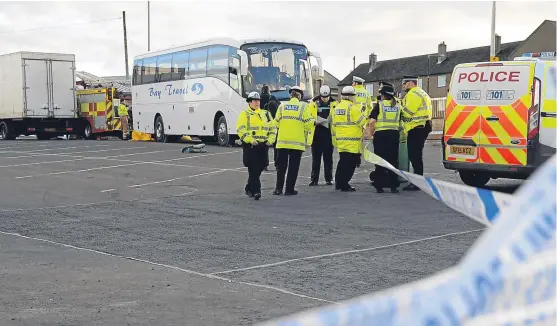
top-left (216, 115), bottom-right (230, 147)
top-left (0, 122), bottom-right (16, 140)
top-left (83, 123), bottom-right (94, 140)
top-left (458, 171), bottom-right (490, 188)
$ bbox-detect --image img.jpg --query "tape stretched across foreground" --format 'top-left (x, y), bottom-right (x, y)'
top-left (363, 145), bottom-right (512, 226)
top-left (258, 154), bottom-right (556, 326)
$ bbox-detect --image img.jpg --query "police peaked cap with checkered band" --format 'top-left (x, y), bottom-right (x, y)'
top-left (289, 86), bottom-right (304, 97)
top-left (379, 81), bottom-right (394, 88)
top-left (379, 84), bottom-right (395, 96)
top-left (402, 75), bottom-right (419, 83)
top-left (246, 91), bottom-right (261, 102)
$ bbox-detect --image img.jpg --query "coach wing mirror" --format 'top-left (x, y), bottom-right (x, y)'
top-left (308, 51), bottom-right (324, 78)
top-left (238, 50), bottom-right (249, 76)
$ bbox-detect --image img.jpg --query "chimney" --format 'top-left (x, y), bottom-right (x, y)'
top-left (368, 53), bottom-right (377, 73)
top-left (495, 34), bottom-right (501, 55)
top-left (437, 41), bottom-right (447, 64)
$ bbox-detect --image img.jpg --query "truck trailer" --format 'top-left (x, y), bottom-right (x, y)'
top-left (0, 51), bottom-right (79, 140)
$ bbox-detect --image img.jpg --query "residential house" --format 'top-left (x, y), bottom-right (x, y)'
top-left (338, 20), bottom-right (556, 100)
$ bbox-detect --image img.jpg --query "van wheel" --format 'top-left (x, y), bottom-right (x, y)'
top-left (458, 171), bottom-right (490, 188)
top-left (216, 115), bottom-right (230, 147)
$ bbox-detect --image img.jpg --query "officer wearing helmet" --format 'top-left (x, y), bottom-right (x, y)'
top-left (329, 86), bottom-right (367, 192)
top-left (236, 91), bottom-right (277, 200)
top-left (368, 83), bottom-right (402, 193)
top-left (307, 85), bottom-right (338, 186)
top-left (273, 86), bottom-right (314, 196)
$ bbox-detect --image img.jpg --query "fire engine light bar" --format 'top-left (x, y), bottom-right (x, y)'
top-left (521, 52), bottom-right (556, 58)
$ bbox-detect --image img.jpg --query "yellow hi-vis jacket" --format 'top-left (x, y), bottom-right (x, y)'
top-left (401, 86), bottom-right (432, 133)
top-left (329, 99), bottom-right (367, 154)
top-left (306, 98), bottom-right (338, 145)
top-left (118, 103), bottom-right (128, 116)
top-left (375, 99), bottom-right (402, 133)
top-left (236, 107), bottom-right (277, 144)
top-left (274, 98), bottom-right (314, 150)
top-left (354, 84), bottom-right (373, 122)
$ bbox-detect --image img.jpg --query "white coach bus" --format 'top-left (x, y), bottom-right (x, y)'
top-left (131, 37), bottom-right (324, 145)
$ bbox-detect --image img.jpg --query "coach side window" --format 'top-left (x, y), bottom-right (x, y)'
top-left (171, 50), bottom-right (189, 80)
top-left (157, 53), bottom-right (173, 82)
top-left (188, 47), bottom-right (208, 78)
top-left (142, 56), bottom-right (157, 84)
top-left (207, 45), bottom-right (230, 84)
top-left (132, 59), bottom-right (143, 85)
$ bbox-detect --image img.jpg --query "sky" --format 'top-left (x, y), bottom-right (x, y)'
top-left (0, 0), bottom-right (555, 81)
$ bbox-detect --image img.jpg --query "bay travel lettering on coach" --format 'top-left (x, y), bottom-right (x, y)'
top-left (148, 82), bottom-right (204, 99)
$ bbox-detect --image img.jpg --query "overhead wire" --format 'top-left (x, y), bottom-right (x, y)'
top-left (0, 17), bottom-right (122, 35)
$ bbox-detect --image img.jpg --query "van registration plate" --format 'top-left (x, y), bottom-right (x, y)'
top-left (44, 128), bottom-right (56, 132)
top-left (450, 145), bottom-right (475, 156)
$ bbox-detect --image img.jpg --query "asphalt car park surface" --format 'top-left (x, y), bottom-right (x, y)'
top-left (0, 138), bottom-right (523, 325)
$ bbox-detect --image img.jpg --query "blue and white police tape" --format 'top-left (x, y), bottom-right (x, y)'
top-left (363, 145), bottom-right (512, 226)
top-left (257, 154), bottom-right (556, 326)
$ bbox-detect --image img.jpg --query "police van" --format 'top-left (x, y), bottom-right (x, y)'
top-left (442, 52), bottom-right (556, 187)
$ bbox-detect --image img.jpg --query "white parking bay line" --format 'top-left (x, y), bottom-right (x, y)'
top-left (210, 229), bottom-right (485, 275)
top-left (128, 167), bottom-right (244, 188)
top-left (0, 144), bottom-right (109, 154)
top-left (3, 146), bottom-right (149, 159)
top-left (15, 150), bottom-right (240, 179)
top-left (100, 188), bottom-right (116, 193)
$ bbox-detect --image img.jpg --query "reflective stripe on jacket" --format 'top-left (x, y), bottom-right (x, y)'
top-left (375, 100), bottom-right (402, 132)
top-left (401, 86), bottom-right (432, 133)
top-left (236, 108), bottom-right (277, 144)
top-left (274, 98), bottom-right (314, 151)
top-left (329, 99), bottom-right (367, 154)
top-left (354, 85), bottom-right (373, 121)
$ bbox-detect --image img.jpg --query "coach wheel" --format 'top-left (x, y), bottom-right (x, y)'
top-left (216, 115), bottom-right (230, 147)
top-left (458, 170), bottom-right (490, 188)
top-left (83, 123), bottom-right (93, 140)
top-left (155, 115), bottom-right (169, 143)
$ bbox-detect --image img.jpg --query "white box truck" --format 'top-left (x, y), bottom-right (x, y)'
top-left (0, 51), bottom-right (79, 140)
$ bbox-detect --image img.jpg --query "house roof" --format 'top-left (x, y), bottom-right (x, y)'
top-left (339, 41), bottom-right (522, 86)
top-left (324, 70), bottom-right (340, 89)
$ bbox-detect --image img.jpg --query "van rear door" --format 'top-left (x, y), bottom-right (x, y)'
top-left (444, 62), bottom-right (533, 167)
top-left (444, 63), bottom-right (482, 164)
top-left (476, 62), bottom-right (532, 167)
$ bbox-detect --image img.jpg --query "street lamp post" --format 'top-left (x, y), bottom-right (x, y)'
top-left (147, 1), bottom-right (151, 51)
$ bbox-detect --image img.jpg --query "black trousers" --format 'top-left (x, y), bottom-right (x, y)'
top-left (275, 148), bottom-right (303, 193)
top-left (407, 121), bottom-right (432, 176)
top-left (310, 128), bottom-right (333, 183)
top-left (335, 152), bottom-right (360, 190)
top-left (264, 144), bottom-right (278, 168)
top-left (372, 130), bottom-right (400, 189)
top-left (243, 143), bottom-right (267, 194)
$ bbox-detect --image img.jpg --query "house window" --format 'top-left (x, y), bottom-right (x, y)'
top-left (438, 75), bottom-right (446, 88)
top-left (365, 83), bottom-right (373, 96)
